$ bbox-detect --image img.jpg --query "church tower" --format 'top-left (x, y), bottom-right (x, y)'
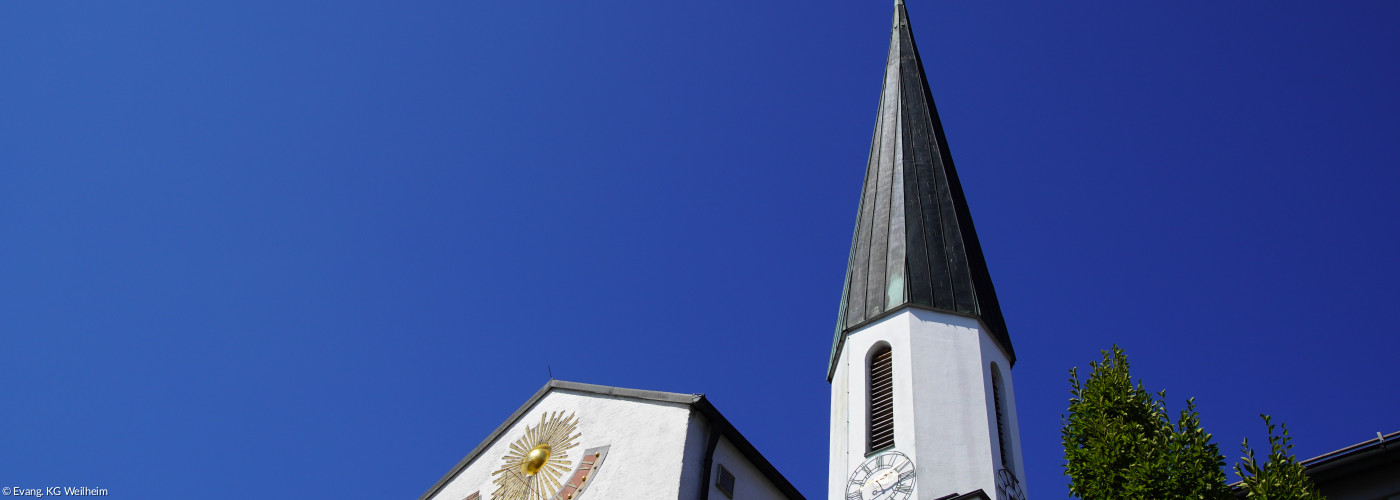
top-left (828, 2), bottom-right (1026, 500)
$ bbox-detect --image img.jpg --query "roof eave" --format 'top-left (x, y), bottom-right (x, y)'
top-left (417, 380), bottom-right (807, 500)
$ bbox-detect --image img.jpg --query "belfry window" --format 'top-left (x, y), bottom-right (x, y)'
top-left (992, 365), bottom-right (1011, 470)
top-left (868, 344), bottom-right (894, 452)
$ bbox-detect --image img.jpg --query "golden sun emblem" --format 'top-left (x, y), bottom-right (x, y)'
top-left (491, 411), bottom-right (581, 500)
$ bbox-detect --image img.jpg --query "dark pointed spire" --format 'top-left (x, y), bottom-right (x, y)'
top-left (829, 1), bottom-right (1013, 378)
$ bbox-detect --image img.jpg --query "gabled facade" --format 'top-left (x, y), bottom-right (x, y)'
top-left (420, 380), bottom-right (804, 500)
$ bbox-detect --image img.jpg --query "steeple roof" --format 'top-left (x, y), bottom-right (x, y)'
top-left (830, 0), bottom-right (1014, 379)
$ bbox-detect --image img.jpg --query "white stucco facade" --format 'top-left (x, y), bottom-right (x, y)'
top-left (426, 388), bottom-right (692, 500)
top-left (706, 435), bottom-right (791, 500)
top-left (829, 308), bottom-right (1026, 500)
top-left (421, 382), bottom-right (802, 500)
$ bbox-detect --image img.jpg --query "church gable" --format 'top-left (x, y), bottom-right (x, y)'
top-left (422, 380), bottom-right (806, 500)
top-left (422, 381), bottom-right (697, 500)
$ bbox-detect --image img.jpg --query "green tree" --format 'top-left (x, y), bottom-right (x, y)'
top-left (1234, 414), bottom-right (1325, 500)
top-left (1062, 346), bottom-right (1231, 500)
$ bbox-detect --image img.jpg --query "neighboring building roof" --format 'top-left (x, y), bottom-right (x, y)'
top-left (1301, 429), bottom-right (1400, 492)
top-left (1230, 429), bottom-right (1400, 498)
top-left (417, 380), bottom-right (806, 500)
top-left (830, 0), bottom-right (1013, 380)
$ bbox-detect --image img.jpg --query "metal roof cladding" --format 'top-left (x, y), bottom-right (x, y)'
top-left (830, 0), bottom-right (1014, 380)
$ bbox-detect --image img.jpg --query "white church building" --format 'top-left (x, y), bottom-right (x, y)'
top-left (418, 2), bottom-right (1028, 499)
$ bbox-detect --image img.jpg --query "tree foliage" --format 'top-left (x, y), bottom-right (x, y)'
top-left (1062, 346), bottom-right (1231, 500)
top-left (1234, 415), bottom-right (1325, 500)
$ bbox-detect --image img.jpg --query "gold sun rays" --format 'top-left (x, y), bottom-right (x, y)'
top-left (491, 411), bottom-right (581, 500)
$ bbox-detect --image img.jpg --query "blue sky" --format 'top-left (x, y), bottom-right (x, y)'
top-left (2, 1), bottom-right (1397, 499)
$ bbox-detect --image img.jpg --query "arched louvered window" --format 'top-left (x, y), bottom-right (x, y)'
top-left (991, 365), bottom-right (1012, 470)
top-left (868, 344), bottom-right (894, 452)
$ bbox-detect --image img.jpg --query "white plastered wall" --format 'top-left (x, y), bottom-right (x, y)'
top-left (678, 410), bottom-right (710, 500)
top-left (980, 323), bottom-right (1027, 497)
top-left (680, 410), bottom-right (796, 500)
top-left (707, 435), bottom-right (790, 500)
top-left (828, 353), bottom-right (850, 500)
top-left (831, 310), bottom-right (924, 499)
top-left (828, 308), bottom-right (1025, 500)
top-left (428, 388), bottom-right (694, 500)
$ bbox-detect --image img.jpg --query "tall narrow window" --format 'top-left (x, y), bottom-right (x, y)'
top-left (868, 344), bottom-right (894, 452)
top-left (991, 366), bottom-right (1011, 470)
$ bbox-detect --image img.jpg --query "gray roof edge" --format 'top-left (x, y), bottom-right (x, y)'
top-left (1299, 429), bottom-right (1400, 476)
top-left (416, 381), bottom-right (553, 500)
top-left (548, 379), bottom-right (700, 405)
top-left (931, 490), bottom-right (990, 500)
top-left (416, 380), bottom-right (708, 500)
top-left (1228, 429), bottom-right (1400, 495)
top-left (951, 490), bottom-right (991, 500)
top-left (691, 396), bottom-right (808, 500)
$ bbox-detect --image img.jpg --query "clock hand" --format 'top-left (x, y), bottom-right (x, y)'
top-left (881, 476), bottom-right (903, 495)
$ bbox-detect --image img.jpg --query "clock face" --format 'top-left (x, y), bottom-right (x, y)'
top-left (995, 468), bottom-right (1026, 500)
top-left (845, 451), bottom-right (915, 500)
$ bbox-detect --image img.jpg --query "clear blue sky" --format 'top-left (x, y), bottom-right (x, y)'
top-left (2, 2), bottom-right (1397, 499)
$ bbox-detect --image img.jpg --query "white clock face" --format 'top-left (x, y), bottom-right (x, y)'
top-left (845, 451), bottom-right (915, 500)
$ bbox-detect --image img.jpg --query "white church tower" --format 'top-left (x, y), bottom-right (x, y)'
top-left (828, 2), bottom-right (1026, 500)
